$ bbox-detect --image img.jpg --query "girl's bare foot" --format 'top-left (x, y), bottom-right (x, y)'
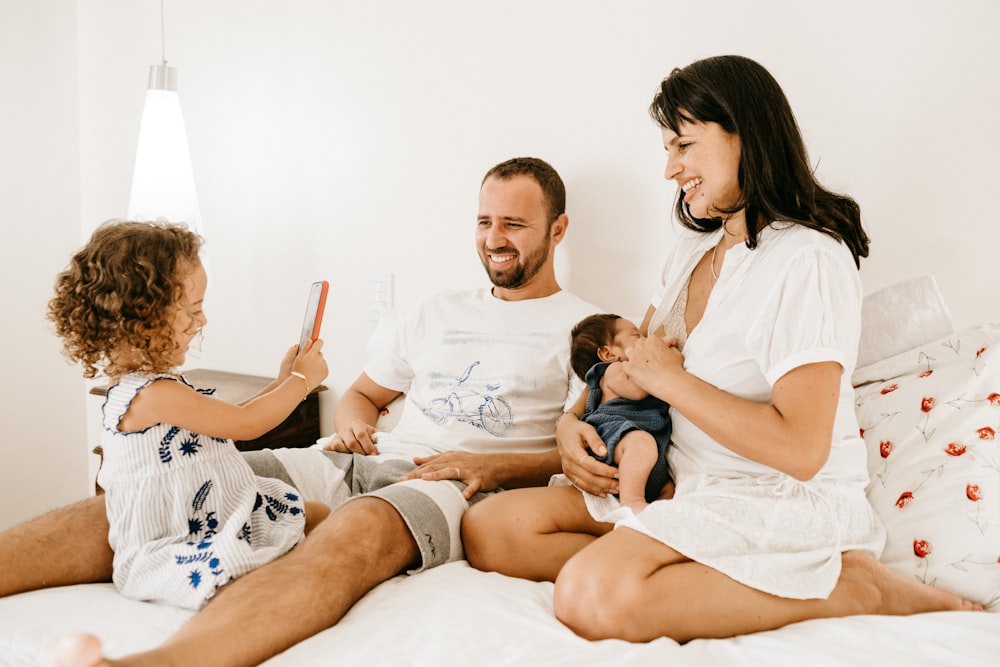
top-left (839, 551), bottom-right (983, 615)
top-left (50, 633), bottom-right (109, 667)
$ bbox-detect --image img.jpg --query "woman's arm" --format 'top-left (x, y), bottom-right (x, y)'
top-left (624, 336), bottom-right (840, 481)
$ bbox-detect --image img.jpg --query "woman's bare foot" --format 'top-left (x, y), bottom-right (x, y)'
top-left (50, 633), bottom-right (109, 667)
top-left (839, 551), bottom-right (983, 615)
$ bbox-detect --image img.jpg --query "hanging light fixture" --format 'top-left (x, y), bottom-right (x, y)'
top-left (128, 0), bottom-right (205, 243)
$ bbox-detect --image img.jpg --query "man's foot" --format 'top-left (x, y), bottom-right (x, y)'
top-left (840, 551), bottom-right (984, 615)
top-left (50, 633), bottom-right (109, 667)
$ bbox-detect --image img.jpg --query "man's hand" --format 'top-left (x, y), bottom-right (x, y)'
top-left (399, 452), bottom-right (500, 500)
top-left (557, 414), bottom-right (618, 497)
top-left (322, 419), bottom-right (379, 455)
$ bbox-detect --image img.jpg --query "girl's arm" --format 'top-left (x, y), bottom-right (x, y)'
top-left (120, 341), bottom-right (328, 441)
top-left (234, 345), bottom-right (299, 406)
top-left (623, 335), bottom-right (840, 481)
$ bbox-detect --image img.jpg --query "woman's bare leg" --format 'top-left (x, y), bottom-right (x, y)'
top-left (555, 528), bottom-right (981, 643)
top-left (463, 485), bottom-right (612, 582)
top-left (0, 495), bottom-right (112, 597)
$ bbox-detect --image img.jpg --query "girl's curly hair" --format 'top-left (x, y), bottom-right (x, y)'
top-left (48, 220), bottom-right (203, 379)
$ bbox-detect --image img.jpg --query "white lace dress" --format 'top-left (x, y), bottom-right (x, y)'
top-left (99, 372), bottom-right (306, 609)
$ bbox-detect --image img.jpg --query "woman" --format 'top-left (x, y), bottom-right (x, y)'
top-left (462, 55), bottom-right (978, 643)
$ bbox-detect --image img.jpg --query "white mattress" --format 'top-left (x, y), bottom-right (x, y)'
top-left (1, 561), bottom-right (997, 666)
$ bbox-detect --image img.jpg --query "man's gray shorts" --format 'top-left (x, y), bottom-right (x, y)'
top-left (243, 448), bottom-right (493, 572)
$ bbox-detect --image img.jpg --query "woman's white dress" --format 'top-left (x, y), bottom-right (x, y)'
top-left (571, 222), bottom-right (885, 599)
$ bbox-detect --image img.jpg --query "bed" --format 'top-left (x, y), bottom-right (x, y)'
top-left (2, 276), bottom-right (998, 666)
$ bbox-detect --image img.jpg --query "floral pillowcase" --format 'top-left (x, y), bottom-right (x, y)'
top-left (854, 322), bottom-right (1000, 610)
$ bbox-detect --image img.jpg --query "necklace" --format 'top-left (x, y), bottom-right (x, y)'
top-left (710, 242), bottom-right (721, 281)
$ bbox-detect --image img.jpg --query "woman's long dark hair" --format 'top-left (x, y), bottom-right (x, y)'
top-left (650, 55), bottom-right (869, 267)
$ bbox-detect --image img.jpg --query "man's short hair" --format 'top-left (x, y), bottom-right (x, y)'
top-left (482, 157), bottom-right (566, 227)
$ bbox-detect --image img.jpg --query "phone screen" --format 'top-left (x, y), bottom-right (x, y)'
top-left (298, 280), bottom-right (329, 351)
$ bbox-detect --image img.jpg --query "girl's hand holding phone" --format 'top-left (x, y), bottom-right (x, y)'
top-left (292, 339), bottom-right (328, 392)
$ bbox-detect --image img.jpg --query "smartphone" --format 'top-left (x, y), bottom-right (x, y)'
top-left (297, 280), bottom-right (329, 352)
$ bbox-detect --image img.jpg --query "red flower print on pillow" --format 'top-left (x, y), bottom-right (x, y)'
top-left (913, 539), bottom-right (932, 558)
top-left (921, 397), bottom-right (936, 412)
top-left (976, 347), bottom-right (987, 358)
top-left (945, 442), bottom-right (967, 456)
top-left (919, 370), bottom-right (934, 378)
top-left (879, 440), bottom-right (894, 458)
top-left (977, 426), bottom-right (996, 440)
top-left (967, 484), bottom-right (982, 502)
top-left (881, 383), bottom-right (899, 395)
top-left (988, 392), bottom-right (1000, 407)
top-left (896, 491), bottom-right (914, 508)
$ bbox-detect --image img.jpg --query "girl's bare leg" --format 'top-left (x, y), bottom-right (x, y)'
top-left (555, 527), bottom-right (981, 643)
top-left (463, 485), bottom-right (612, 582)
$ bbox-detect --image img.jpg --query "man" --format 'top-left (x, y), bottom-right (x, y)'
top-left (19, 157), bottom-right (602, 666)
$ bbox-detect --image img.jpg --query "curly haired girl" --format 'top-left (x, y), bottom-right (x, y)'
top-left (48, 220), bottom-right (329, 611)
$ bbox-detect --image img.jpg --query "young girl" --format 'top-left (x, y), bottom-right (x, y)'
top-left (48, 220), bottom-right (329, 611)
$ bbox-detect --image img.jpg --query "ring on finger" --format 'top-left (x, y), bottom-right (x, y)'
top-left (574, 476), bottom-right (582, 487)
top-left (577, 454), bottom-right (586, 466)
top-left (455, 467), bottom-right (461, 478)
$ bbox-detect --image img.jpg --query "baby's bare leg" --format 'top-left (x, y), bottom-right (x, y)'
top-left (614, 431), bottom-right (658, 513)
top-left (0, 495), bottom-right (112, 597)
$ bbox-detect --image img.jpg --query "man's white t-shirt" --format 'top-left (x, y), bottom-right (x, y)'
top-left (366, 288), bottom-right (601, 457)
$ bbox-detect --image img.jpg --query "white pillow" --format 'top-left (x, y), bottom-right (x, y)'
top-left (854, 275), bottom-right (954, 384)
top-left (855, 322), bottom-right (1000, 610)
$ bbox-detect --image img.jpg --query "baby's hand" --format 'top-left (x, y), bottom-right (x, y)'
top-left (292, 339), bottom-right (329, 391)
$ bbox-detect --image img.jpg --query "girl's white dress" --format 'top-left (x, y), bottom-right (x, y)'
top-left (99, 372), bottom-right (306, 610)
top-left (570, 222), bottom-right (886, 600)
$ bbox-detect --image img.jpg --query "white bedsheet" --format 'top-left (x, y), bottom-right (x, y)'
top-left (2, 561), bottom-right (997, 666)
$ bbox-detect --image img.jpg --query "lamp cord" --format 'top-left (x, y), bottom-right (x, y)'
top-left (160, 0), bottom-right (167, 66)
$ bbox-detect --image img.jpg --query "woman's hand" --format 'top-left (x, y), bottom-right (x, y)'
top-left (557, 414), bottom-right (618, 497)
top-left (400, 452), bottom-right (498, 500)
top-left (622, 335), bottom-right (684, 399)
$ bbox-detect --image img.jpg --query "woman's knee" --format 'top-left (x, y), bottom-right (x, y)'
top-left (553, 542), bottom-right (656, 641)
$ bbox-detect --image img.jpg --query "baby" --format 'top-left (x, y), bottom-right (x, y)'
top-left (570, 314), bottom-right (672, 512)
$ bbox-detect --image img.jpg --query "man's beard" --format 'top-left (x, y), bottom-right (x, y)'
top-left (481, 244), bottom-right (548, 289)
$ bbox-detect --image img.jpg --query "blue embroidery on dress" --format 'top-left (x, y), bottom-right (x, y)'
top-left (179, 438), bottom-right (202, 456)
top-left (422, 361), bottom-right (513, 435)
top-left (159, 426), bottom-right (180, 464)
top-left (192, 481), bottom-right (212, 510)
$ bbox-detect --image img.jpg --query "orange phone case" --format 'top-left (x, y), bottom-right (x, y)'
top-left (298, 280), bottom-right (329, 350)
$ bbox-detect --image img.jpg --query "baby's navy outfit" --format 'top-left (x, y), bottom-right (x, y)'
top-left (582, 362), bottom-right (672, 502)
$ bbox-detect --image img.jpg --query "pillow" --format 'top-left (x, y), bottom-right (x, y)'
top-left (854, 275), bottom-right (954, 384)
top-left (855, 322), bottom-right (1000, 610)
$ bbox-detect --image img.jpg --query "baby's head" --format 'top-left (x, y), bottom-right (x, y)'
top-left (48, 220), bottom-right (204, 379)
top-left (570, 313), bottom-right (641, 381)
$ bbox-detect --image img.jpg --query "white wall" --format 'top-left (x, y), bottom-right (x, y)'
top-left (0, 0), bottom-right (89, 530)
top-left (3, 0), bottom-right (998, 528)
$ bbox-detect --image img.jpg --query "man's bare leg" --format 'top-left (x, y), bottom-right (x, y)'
top-left (0, 496), bottom-right (112, 597)
top-left (54, 496), bottom-right (420, 667)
